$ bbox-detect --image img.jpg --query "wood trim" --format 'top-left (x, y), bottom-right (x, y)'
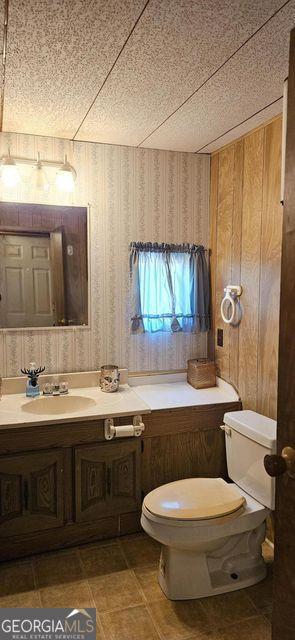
top-left (272, 27), bottom-right (295, 640)
top-left (0, 228), bottom-right (49, 236)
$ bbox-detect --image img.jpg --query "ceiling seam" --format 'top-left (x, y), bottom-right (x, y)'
top-left (195, 96), bottom-right (283, 153)
top-left (72, 0), bottom-right (151, 140)
top-left (137, 0), bottom-right (291, 147)
top-left (0, 0), bottom-right (9, 131)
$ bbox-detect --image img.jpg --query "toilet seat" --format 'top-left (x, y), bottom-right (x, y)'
top-left (143, 477), bottom-right (246, 521)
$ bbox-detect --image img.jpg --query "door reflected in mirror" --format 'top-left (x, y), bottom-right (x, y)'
top-left (0, 202), bottom-right (88, 328)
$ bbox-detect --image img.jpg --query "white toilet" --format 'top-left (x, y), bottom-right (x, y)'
top-left (141, 409), bottom-right (276, 600)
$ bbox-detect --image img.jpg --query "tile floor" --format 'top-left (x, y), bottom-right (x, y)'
top-left (0, 534), bottom-right (273, 640)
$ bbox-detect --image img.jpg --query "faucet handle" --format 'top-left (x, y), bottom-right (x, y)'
top-left (43, 382), bottom-right (53, 395)
top-left (59, 381), bottom-right (69, 394)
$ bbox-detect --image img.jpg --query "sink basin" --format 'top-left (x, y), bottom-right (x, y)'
top-left (22, 395), bottom-right (96, 416)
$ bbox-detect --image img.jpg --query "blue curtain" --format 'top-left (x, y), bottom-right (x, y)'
top-left (130, 242), bottom-right (210, 334)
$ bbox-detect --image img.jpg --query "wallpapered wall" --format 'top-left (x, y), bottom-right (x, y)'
top-left (0, 132), bottom-right (210, 377)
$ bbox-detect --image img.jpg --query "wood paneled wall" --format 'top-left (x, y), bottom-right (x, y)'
top-left (210, 117), bottom-right (283, 419)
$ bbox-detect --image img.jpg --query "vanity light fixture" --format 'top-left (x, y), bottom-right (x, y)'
top-left (56, 154), bottom-right (76, 193)
top-left (31, 152), bottom-right (50, 192)
top-left (0, 151), bottom-right (77, 193)
top-left (0, 152), bottom-right (20, 188)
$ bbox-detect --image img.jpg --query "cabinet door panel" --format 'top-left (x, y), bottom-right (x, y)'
top-left (0, 450), bottom-right (64, 536)
top-left (81, 457), bottom-right (107, 515)
top-left (75, 440), bottom-right (140, 523)
top-left (111, 447), bottom-right (140, 512)
top-left (0, 472), bottom-right (22, 524)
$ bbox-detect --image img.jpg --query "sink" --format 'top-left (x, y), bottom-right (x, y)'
top-left (22, 395), bottom-right (96, 416)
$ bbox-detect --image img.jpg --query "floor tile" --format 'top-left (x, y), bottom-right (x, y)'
top-left (120, 533), bottom-right (160, 568)
top-left (148, 598), bottom-right (211, 640)
top-left (100, 604), bottom-right (160, 640)
top-left (40, 580), bottom-right (94, 608)
top-left (187, 615), bottom-right (271, 639)
top-left (200, 590), bottom-right (257, 628)
top-left (217, 615), bottom-right (271, 639)
top-left (246, 569), bottom-right (273, 615)
top-left (0, 591), bottom-right (42, 607)
top-left (79, 542), bottom-right (127, 577)
top-left (88, 568), bottom-right (144, 612)
top-left (134, 565), bottom-right (166, 602)
top-left (34, 549), bottom-right (83, 588)
top-left (0, 561), bottom-right (35, 595)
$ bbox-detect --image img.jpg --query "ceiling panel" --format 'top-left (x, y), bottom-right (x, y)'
top-left (199, 99), bottom-right (283, 153)
top-left (142, 1), bottom-right (294, 152)
top-left (75, 0), bottom-right (284, 146)
top-left (3, 0), bottom-right (146, 138)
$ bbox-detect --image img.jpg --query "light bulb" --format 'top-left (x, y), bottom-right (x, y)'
top-left (56, 155), bottom-right (75, 193)
top-left (1, 156), bottom-right (20, 188)
top-left (32, 160), bottom-right (49, 192)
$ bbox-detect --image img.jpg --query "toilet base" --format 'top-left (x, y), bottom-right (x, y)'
top-left (158, 522), bottom-right (267, 600)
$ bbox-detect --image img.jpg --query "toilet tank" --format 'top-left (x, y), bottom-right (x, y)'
top-left (223, 410), bottom-right (277, 510)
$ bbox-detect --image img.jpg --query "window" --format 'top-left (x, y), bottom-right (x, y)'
top-left (130, 242), bottom-right (210, 334)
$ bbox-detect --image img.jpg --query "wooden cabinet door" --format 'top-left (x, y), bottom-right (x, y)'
top-left (0, 449), bottom-right (65, 536)
top-left (75, 440), bottom-right (141, 523)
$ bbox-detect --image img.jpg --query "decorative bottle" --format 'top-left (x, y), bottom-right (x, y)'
top-left (21, 363), bottom-right (45, 397)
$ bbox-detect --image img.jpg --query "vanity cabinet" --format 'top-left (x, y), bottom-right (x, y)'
top-left (75, 440), bottom-right (141, 522)
top-left (0, 449), bottom-right (64, 536)
top-left (0, 399), bottom-right (241, 560)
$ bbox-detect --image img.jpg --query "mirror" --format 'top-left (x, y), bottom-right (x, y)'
top-left (0, 202), bottom-right (88, 328)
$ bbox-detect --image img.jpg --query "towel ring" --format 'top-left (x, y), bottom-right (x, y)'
top-left (221, 285), bottom-right (242, 325)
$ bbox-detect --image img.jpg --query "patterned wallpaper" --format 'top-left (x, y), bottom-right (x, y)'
top-left (0, 133), bottom-right (209, 377)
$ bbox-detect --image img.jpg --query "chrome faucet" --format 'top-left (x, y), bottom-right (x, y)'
top-left (43, 380), bottom-right (69, 396)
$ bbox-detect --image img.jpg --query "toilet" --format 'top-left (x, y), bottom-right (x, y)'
top-left (141, 410), bottom-right (276, 600)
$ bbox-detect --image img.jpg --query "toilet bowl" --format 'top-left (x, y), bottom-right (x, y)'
top-left (141, 410), bottom-right (276, 600)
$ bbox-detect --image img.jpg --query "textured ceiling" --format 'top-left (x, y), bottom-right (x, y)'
top-left (0, 0), bottom-right (6, 119)
top-left (1, 0), bottom-right (295, 152)
top-left (3, 0), bottom-right (147, 138)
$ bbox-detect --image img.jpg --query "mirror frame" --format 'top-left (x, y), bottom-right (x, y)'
top-left (0, 203), bottom-right (91, 332)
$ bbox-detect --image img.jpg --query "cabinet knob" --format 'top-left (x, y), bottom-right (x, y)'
top-left (264, 446), bottom-right (295, 479)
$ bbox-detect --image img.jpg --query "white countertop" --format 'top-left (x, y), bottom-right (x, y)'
top-left (0, 384), bottom-right (150, 430)
top-left (130, 373), bottom-right (239, 411)
top-left (0, 372), bottom-right (239, 430)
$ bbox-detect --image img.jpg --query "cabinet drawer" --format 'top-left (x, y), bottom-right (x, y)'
top-left (75, 440), bottom-right (141, 523)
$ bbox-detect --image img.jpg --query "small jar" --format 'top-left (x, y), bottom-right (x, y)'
top-left (100, 365), bottom-right (120, 393)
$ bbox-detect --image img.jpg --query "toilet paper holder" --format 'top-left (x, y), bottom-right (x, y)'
top-left (104, 415), bottom-right (145, 440)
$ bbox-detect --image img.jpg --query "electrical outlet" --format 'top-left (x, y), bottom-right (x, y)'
top-left (217, 328), bottom-right (223, 347)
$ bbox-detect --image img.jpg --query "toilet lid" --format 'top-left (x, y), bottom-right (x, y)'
top-left (144, 478), bottom-right (245, 521)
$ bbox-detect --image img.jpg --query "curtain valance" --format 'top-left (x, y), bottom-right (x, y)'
top-left (130, 242), bottom-right (210, 334)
